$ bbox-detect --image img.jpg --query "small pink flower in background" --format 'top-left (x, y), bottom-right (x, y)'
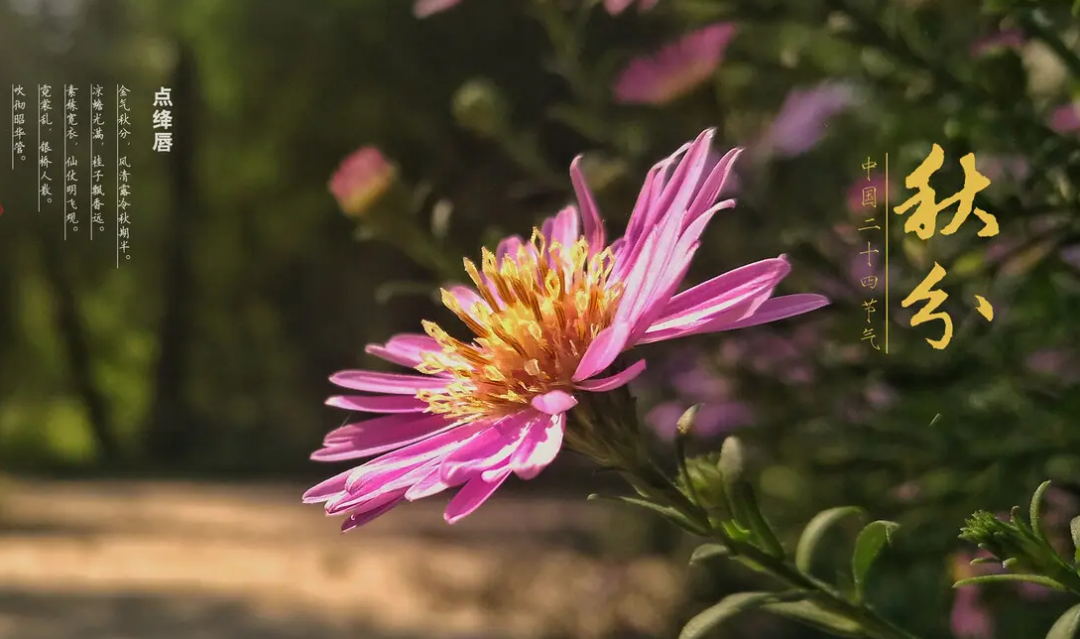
top-left (950, 552), bottom-right (996, 639)
top-left (329, 147), bottom-right (398, 218)
top-left (604, 0), bottom-right (660, 15)
top-left (1025, 348), bottom-right (1080, 385)
top-left (306, 129), bottom-right (829, 530)
top-left (613, 23), bottom-right (737, 105)
top-left (969, 28), bottom-right (1025, 57)
top-left (976, 154), bottom-right (1030, 184)
top-left (756, 81), bottom-right (859, 158)
top-left (413, 0), bottom-right (462, 18)
top-left (1050, 103), bottom-right (1080, 134)
top-left (1061, 244), bottom-right (1080, 269)
top-left (845, 173), bottom-right (894, 215)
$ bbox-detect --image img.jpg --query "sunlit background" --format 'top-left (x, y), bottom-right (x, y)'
top-left (1, 0), bottom-right (1079, 638)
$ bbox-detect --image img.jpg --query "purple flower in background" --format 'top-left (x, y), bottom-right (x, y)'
top-left (613, 23), bottom-right (738, 105)
top-left (1061, 244), bottom-right (1080, 270)
top-left (1050, 103), bottom-right (1080, 134)
top-left (604, 0), bottom-right (660, 15)
top-left (756, 82), bottom-right (859, 157)
top-left (305, 129), bottom-right (829, 530)
top-left (950, 552), bottom-right (996, 639)
top-left (1025, 348), bottom-right (1080, 385)
top-left (646, 400), bottom-right (753, 441)
top-left (969, 29), bottom-right (1025, 57)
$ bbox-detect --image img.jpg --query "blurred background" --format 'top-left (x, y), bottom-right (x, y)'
top-left (1, 0), bottom-right (1079, 638)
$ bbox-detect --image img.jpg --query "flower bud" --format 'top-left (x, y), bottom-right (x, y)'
top-left (329, 146), bottom-right (397, 218)
top-left (452, 78), bottom-right (509, 139)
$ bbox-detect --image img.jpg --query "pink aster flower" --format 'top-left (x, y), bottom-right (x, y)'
top-left (604, 0), bottom-right (660, 14)
top-left (756, 81), bottom-right (859, 158)
top-left (1050, 102), bottom-right (1080, 134)
top-left (969, 29), bottom-right (1025, 57)
top-left (613, 23), bottom-right (737, 105)
top-left (304, 129), bottom-right (829, 530)
top-left (413, 0), bottom-right (462, 17)
top-left (329, 146), bottom-right (397, 218)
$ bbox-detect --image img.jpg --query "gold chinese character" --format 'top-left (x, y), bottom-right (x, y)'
top-left (859, 218), bottom-right (881, 231)
top-left (860, 241), bottom-right (879, 266)
top-left (973, 295), bottom-right (993, 321)
top-left (862, 157), bottom-right (877, 179)
top-left (901, 262), bottom-right (952, 350)
top-left (862, 298), bottom-right (877, 323)
top-left (862, 328), bottom-right (880, 350)
top-left (893, 143), bottom-right (998, 241)
top-left (861, 275), bottom-right (878, 289)
top-left (862, 186), bottom-right (877, 207)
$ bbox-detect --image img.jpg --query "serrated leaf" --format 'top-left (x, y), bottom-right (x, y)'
top-left (689, 543), bottom-right (730, 565)
top-left (763, 598), bottom-right (864, 637)
top-left (1047, 603), bottom-right (1080, 639)
top-left (954, 573), bottom-right (1067, 590)
top-left (679, 592), bottom-right (807, 639)
top-left (1032, 481), bottom-right (1053, 542)
top-left (796, 506), bottom-right (865, 574)
top-left (852, 520), bottom-right (899, 602)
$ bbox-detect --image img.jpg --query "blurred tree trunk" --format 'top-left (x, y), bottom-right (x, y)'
top-left (145, 41), bottom-right (199, 466)
top-left (38, 220), bottom-right (121, 466)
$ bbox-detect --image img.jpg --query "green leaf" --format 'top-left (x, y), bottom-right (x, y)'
top-left (796, 506), bottom-right (865, 574)
top-left (689, 543), bottom-right (730, 565)
top-left (588, 494), bottom-right (708, 535)
top-left (764, 598), bottom-right (864, 637)
top-left (1032, 480), bottom-right (1053, 541)
top-left (1047, 603), bottom-right (1080, 639)
top-left (1071, 516), bottom-right (1080, 565)
top-left (731, 480), bottom-right (787, 558)
top-left (679, 592), bottom-right (806, 639)
top-left (954, 573), bottom-right (1067, 590)
top-left (851, 520), bottom-right (899, 602)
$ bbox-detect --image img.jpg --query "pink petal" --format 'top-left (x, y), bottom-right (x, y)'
top-left (329, 370), bottom-right (449, 394)
top-left (405, 466), bottom-right (453, 501)
top-left (570, 157), bottom-right (606, 254)
top-left (651, 257), bottom-right (792, 328)
top-left (345, 422), bottom-right (486, 491)
top-left (302, 468), bottom-right (353, 504)
top-left (313, 414), bottom-right (456, 461)
top-left (575, 359), bottom-right (647, 392)
top-left (573, 321), bottom-right (631, 382)
top-left (496, 235), bottom-right (525, 263)
top-left (413, 0), bottom-right (463, 18)
top-left (530, 390), bottom-right (578, 414)
top-left (509, 413), bottom-right (566, 480)
top-left (365, 333), bottom-right (441, 368)
top-left (341, 496), bottom-right (405, 532)
top-left (550, 206), bottom-right (581, 250)
top-left (639, 293), bottom-right (829, 344)
top-left (444, 469), bottom-right (513, 524)
top-left (325, 394), bottom-right (429, 413)
top-left (439, 415), bottom-right (533, 484)
top-left (604, 0), bottom-right (635, 14)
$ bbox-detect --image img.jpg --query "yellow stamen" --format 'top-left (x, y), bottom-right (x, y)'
top-left (415, 231), bottom-right (622, 421)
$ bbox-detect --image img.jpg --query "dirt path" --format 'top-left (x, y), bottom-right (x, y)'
top-left (0, 478), bottom-right (683, 639)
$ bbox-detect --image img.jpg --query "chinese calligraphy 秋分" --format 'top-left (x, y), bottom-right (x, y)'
top-left (894, 143), bottom-right (996, 350)
top-left (152, 86), bottom-right (173, 153)
top-left (117, 85), bottom-right (132, 265)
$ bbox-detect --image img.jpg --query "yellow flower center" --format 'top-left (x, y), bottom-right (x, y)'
top-left (415, 229), bottom-right (622, 422)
